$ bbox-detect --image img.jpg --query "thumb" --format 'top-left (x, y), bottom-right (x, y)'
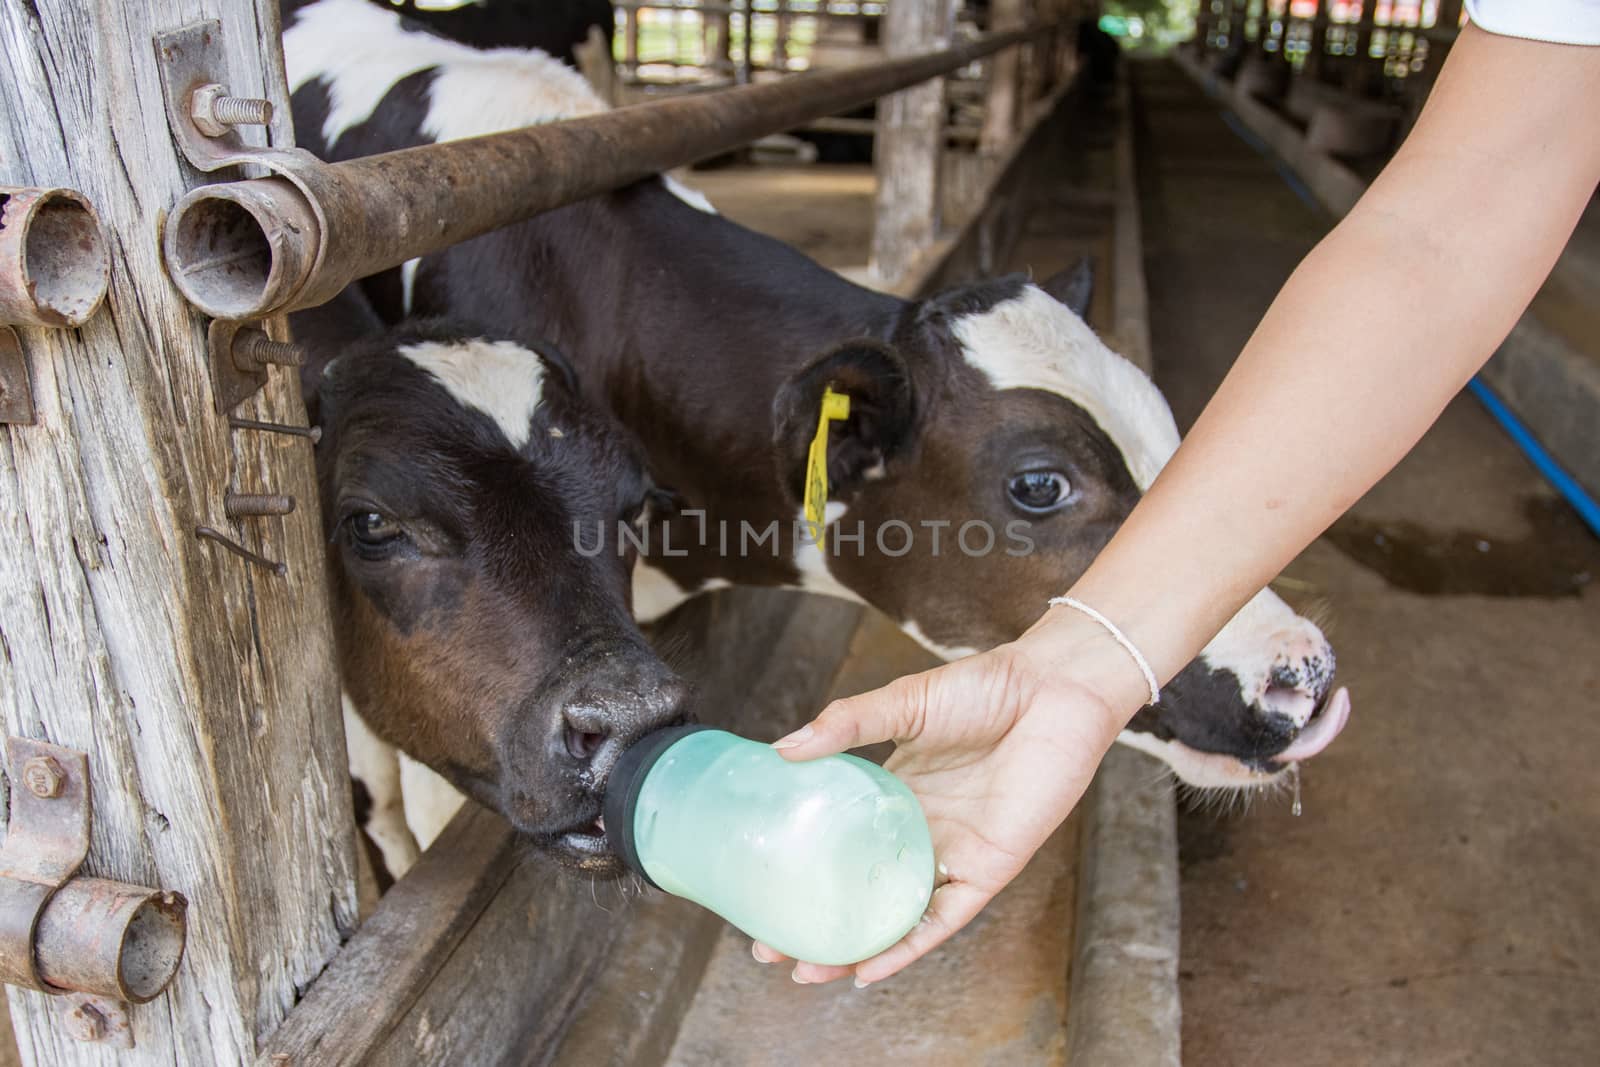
top-left (771, 670), bottom-right (928, 761)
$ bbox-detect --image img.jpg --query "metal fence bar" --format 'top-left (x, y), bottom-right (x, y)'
top-left (162, 23), bottom-right (1046, 321)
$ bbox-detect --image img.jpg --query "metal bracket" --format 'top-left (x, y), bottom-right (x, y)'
top-left (61, 994), bottom-right (133, 1049)
top-left (154, 20), bottom-right (328, 413)
top-left (0, 738), bottom-right (188, 1048)
top-left (154, 20), bottom-right (293, 176)
top-left (0, 326), bottom-right (34, 425)
top-left (207, 318), bottom-right (268, 415)
top-left (0, 738), bottom-right (90, 993)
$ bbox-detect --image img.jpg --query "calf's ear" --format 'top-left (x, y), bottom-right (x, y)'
top-left (289, 283), bottom-right (387, 425)
top-left (1040, 256), bottom-right (1093, 320)
top-left (772, 340), bottom-right (917, 503)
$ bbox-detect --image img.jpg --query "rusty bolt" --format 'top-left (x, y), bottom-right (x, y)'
top-left (233, 328), bottom-right (306, 370)
top-left (63, 1002), bottom-right (106, 1042)
top-left (225, 492), bottom-right (296, 519)
top-left (191, 83), bottom-right (273, 137)
top-left (21, 755), bottom-right (65, 799)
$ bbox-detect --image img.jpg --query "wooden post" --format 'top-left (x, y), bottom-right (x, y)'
top-left (1018, 0), bottom-right (1048, 105)
top-left (0, 1), bottom-right (356, 1063)
top-left (1422, 0), bottom-right (1463, 76)
top-left (871, 0), bottom-right (954, 285)
top-left (1348, 0), bottom-right (1380, 89)
top-left (737, 0), bottom-right (754, 85)
top-left (1195, 0), bottom-right (1215, 49)
top-left (1303, 0), bottom-right (1331, 80)
top-left (774, 0), bottom-right (791, 71)
top-left (626, 4), bottom-right (642, 74)
top-left (712, 2), bottom-right (733, 76)
top-left (1261, 0), bottom-right (1284, 55)
top-left (979, 0), bottom-right (1026, 156)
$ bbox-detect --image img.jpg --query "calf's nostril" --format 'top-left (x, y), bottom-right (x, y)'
top-left (563, 722), bottom-right (609, 762)
top-left (1261, 683), bottom-right (1318, 727)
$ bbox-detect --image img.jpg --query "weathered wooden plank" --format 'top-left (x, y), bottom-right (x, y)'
top-left (869, 0), bottom-right (951, 284)
top-left (256, 804), bottom-right (518, 1066)
top-left (0, 1), bottom-right (355, 1063)
top-left (539, 894), bottom-right (722, 1067)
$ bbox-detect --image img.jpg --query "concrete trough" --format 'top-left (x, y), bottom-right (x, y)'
top-left (1237, 55), bottom-right (1291, 102)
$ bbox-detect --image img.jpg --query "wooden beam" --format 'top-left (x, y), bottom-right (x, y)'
top-left (870, 0), bottom-right (953, 285)
top-left (0, 1), bottom-right (355, 1063)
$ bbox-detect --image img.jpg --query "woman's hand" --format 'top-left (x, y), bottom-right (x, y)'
top-left (754, 607), bottom-right (1152, 985)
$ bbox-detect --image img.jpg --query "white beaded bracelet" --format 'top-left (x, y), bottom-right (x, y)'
top-left (1046, 596), bottom-right (1161, 707)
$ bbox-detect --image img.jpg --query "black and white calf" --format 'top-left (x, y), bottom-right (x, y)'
top-left (295, 293), bottom-right (688, 876)
top-left (284, 0), bottom-right (1351, 801)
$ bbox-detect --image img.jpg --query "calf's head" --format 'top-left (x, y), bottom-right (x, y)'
top-left (774, 269), bottom-right (1349, 788)
top-left (306, 319), bottom-right (688, 870)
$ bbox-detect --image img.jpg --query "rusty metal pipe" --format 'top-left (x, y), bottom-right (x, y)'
top-left (162, 26), bottom-right (1046, 320)
top-left (0, 187), bottom-right (110, 328)
top-left (33, 878), bottom-right (188, 1003)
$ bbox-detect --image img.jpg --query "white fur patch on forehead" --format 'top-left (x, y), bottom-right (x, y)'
top-left (284, 0), bottom-right (605, 147)
top-left (398, 338), bottom-right (546, 450)
top-left (952, 285), bottom-right (1180, 490)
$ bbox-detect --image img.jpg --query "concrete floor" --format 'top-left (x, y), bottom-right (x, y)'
top-left (1132, 60), bottom-right (1600, 1066)
top-left (683, 163), bottom-right (878, 270)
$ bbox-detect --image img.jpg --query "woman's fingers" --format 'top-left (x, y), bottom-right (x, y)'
top-left (790, 960), bottom-right (854, 984)
top-left (852, 880), bottom-right (993, 984)
top-left (751, 941), bottom-right (787, 964)
top-left (751, 944), bottom-right (863, 985)
top-left (772, 670), bottom-right (930, 760)
top-left (754, 880), bottom-right (996, 987)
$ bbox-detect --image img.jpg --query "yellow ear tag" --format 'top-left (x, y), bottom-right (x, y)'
top-left (803, 387), bottom-right (851, 545)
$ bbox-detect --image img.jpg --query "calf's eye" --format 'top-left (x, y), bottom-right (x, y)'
top-left (1007, 470), bottom-right (1072, 513)
top-left (349, 511), bottom-right (404, 552)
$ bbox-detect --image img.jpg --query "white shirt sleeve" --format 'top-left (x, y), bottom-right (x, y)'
top-left (1464, 1), bottom-right (1600, 45)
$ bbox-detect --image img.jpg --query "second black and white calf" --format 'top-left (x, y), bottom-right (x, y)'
top-left (284, 0), bottom-right (1352, 792)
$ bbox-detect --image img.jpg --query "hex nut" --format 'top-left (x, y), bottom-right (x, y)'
top-left (190, 83), bottom-right (273, 137)
top-left (22, 755), bottom-right (64, 799)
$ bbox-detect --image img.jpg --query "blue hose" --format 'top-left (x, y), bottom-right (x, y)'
top-left (1466, 377), bottom-right (1600, 540)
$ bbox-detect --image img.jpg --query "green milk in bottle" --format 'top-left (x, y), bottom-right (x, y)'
top-left (603, 726), bottom-right (935, 966)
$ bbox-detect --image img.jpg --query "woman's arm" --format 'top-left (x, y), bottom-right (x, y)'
top-left (1071, 23), bottom-right (1600, 680)
top-left (766, 24), bottom-right (1600, 985)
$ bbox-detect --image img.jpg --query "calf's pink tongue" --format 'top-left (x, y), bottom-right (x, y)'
top-left (1276, 686), bottom-right (1351, 763)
